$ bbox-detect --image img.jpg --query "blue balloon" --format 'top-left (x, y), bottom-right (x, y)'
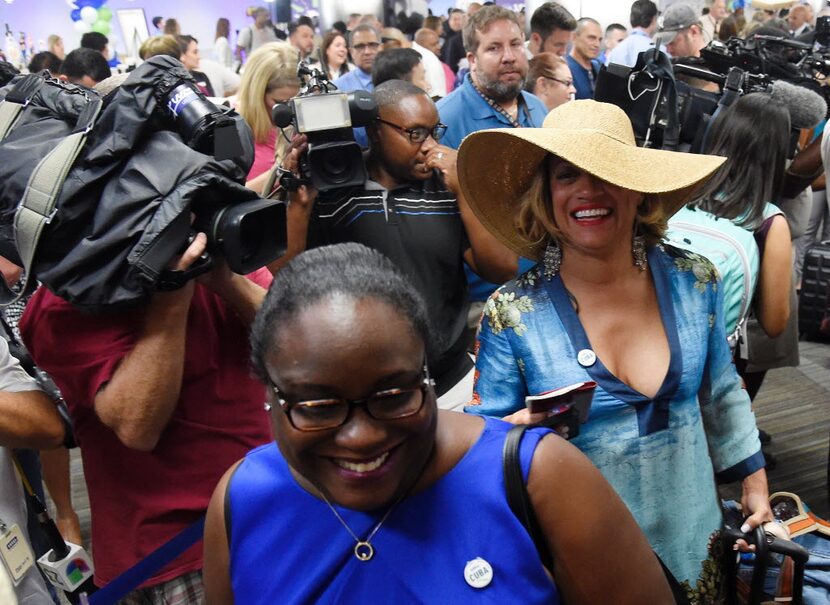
top-left (76, 0), bottom-right (105, 8)
top-left (71, 8), bottom-right (82, 21)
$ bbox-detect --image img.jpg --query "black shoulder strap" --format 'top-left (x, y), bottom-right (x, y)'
top-left (503, 424), bottom-right (691, 604)
top-left (502, 424), bottom-right (554, 571)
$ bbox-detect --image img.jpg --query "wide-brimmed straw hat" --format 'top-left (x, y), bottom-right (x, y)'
top-left (457, 100), bottom-right (726, 261)
top-left (752, 1), bottom-right (796, 10)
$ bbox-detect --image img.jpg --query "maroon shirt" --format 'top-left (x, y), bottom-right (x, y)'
top-left (20, 271), bottom-right (273, 588)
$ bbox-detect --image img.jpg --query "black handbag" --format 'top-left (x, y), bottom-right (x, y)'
top-left (502, 424), bottom-right (690, 604)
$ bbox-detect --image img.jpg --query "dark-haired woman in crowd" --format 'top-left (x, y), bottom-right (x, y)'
top-left (669, 94), bottom-right (794, 461)
top-left (461, 100), bottom-right (771, 598)
top-left (309, 30), bottom-right (354, 81)
top-left (177, 35), bottom-right (214, 96)
top-left (203, 242), bottom-right (673, 604)
top-left (670, 94), bottom-right (792, 346)
top-left (717, 15), bottom-right (739, 41)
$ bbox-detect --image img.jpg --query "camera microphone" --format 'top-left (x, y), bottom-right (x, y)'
top-left (22, 492), bottom-right (95, 603)
top-left (38, 542), bottom-right (95, 603)
top-left (768, 79), bottom-right (827, 129)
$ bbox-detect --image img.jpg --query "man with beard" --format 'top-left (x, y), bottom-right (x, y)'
top-left (437, 5), bottom-right (547, 150)
top-left (656, 3), bottom-right (706, 60)
top-left (436, 5), bottom-right (543, 328)
top-left (527, 2), bottom-right (577, 57)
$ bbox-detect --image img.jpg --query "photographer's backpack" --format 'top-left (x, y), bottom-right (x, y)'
top-left (595, 47), bottom-right (680, 149)
top-left (0, 55), bottom-right (283, 312)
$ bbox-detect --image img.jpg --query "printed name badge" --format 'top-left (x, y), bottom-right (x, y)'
top-left (0, 524), bottom-right (35, 586)
top-left (464, 557), bottom-right (493, 589)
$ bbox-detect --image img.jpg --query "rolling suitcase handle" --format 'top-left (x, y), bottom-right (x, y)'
top-left (721, 524), bottom-right (809, 605)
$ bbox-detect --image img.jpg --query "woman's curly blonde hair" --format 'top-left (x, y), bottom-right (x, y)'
top-left (514, 157), bottom-right (668, 253)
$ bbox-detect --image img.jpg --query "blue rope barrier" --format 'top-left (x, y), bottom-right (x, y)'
top-left (87, 517), bottom-right (205, 604)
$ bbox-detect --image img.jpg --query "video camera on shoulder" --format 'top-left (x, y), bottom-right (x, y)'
top-left (154, 67), bottom-right (286, 275)
top-left (272, 63), bottom-right (377, 192)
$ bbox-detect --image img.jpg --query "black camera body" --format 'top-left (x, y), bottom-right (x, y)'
top-left (156, 71), bottom-right (285, 275)
top-left (271, 65), bottom-right (378, 192)
top-left (597, 31), bottom-right (829, 153)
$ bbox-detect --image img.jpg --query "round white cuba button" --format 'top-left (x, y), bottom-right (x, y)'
top-left (577, 348), bottom-right (597, 367)
top-left (464, 557), bottom-right (493, 588)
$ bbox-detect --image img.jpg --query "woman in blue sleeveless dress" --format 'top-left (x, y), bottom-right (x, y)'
top-left (202, 243), bottom-right (672, 604)
top-left (456, 100), bottom-right (774, 603)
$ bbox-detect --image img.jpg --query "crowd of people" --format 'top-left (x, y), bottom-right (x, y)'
top-left (1, 1), bottom-right (828, 604)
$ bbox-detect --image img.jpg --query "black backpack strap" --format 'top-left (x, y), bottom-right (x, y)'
top-left (0, 96), bottom-right (103, 307)
top-left (503, 423), bottom-right (691, 603)
top-left (0, 73), bottom-right (46, 142)
top-left (502, 424), bottom-right (554, 571)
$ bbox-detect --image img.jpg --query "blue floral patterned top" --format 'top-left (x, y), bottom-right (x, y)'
top-left (469, 244), bottom-right (764, 596)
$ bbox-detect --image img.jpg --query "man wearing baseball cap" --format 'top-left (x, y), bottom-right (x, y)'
top-left (656, 3), bottom-right (706, 59)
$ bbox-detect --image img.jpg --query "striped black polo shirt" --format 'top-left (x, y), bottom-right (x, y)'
top-left (308, 171), bottom-right (472, 395)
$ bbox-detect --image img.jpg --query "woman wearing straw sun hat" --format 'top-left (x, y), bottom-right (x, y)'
top-left (460, 100), bottom-right (773, 599)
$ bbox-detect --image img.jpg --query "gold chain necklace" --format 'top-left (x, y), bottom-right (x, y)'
top-left (319, 490), bottom-right (407, 561)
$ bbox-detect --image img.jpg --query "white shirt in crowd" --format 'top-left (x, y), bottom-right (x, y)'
top-left (200, 58), bottom-right (241, 98)
top-left (237, 25), bottom-right (280, 57)
top-left (412, 40), bottom-right (447, 98)
top-left (0, 338), bottom-right (52, 604)
top-left (211, 36), bottom-right (233, 68)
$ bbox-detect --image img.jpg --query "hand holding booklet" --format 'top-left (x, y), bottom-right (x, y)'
top-left (524, 381), bottom-right (597, 439)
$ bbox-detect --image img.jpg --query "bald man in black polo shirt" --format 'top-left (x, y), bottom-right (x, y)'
top-left (279, 80), bottom-right (517, 410)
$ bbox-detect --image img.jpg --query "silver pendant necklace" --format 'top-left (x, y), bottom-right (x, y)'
top-left (312, 444), bottom-right (436, 562)
top-left (319, 489), bottom-right (407, 561)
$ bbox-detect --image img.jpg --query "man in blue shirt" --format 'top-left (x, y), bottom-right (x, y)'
top-left (438, 6), bottom-right (547, 150)
top-left (333, 24), bottom-right (380, 148)
top-left (606, 0), bottom-right (659, 67)
top-left (438, 5), bottom-right (543, 308)
top-left (566, 17), bottom-right (602, 99)
top-left (332, 24), bottom-right (380, 92)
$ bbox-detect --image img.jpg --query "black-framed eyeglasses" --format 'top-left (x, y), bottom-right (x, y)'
top-left (270, 365), bottom-right (435, 431)
top-left (375, 118), bottom-right (448, 144)
top-left (543, 75), bottom-right (574, 88)
top-left (352, 42), bottom-right (381, 53)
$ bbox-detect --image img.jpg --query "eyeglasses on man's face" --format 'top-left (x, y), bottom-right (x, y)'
top-left (352, 42), bottom-right (381, 53)
top-left (270, 366), bottom-right (434, 431)
top-left (375, 118), bottom-right (448, 144)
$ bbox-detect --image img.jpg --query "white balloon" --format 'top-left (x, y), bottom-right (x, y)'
top-left (74, 19), bottom-right (91, 33)
top-left (80, 6), bottom-right (98, 24)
